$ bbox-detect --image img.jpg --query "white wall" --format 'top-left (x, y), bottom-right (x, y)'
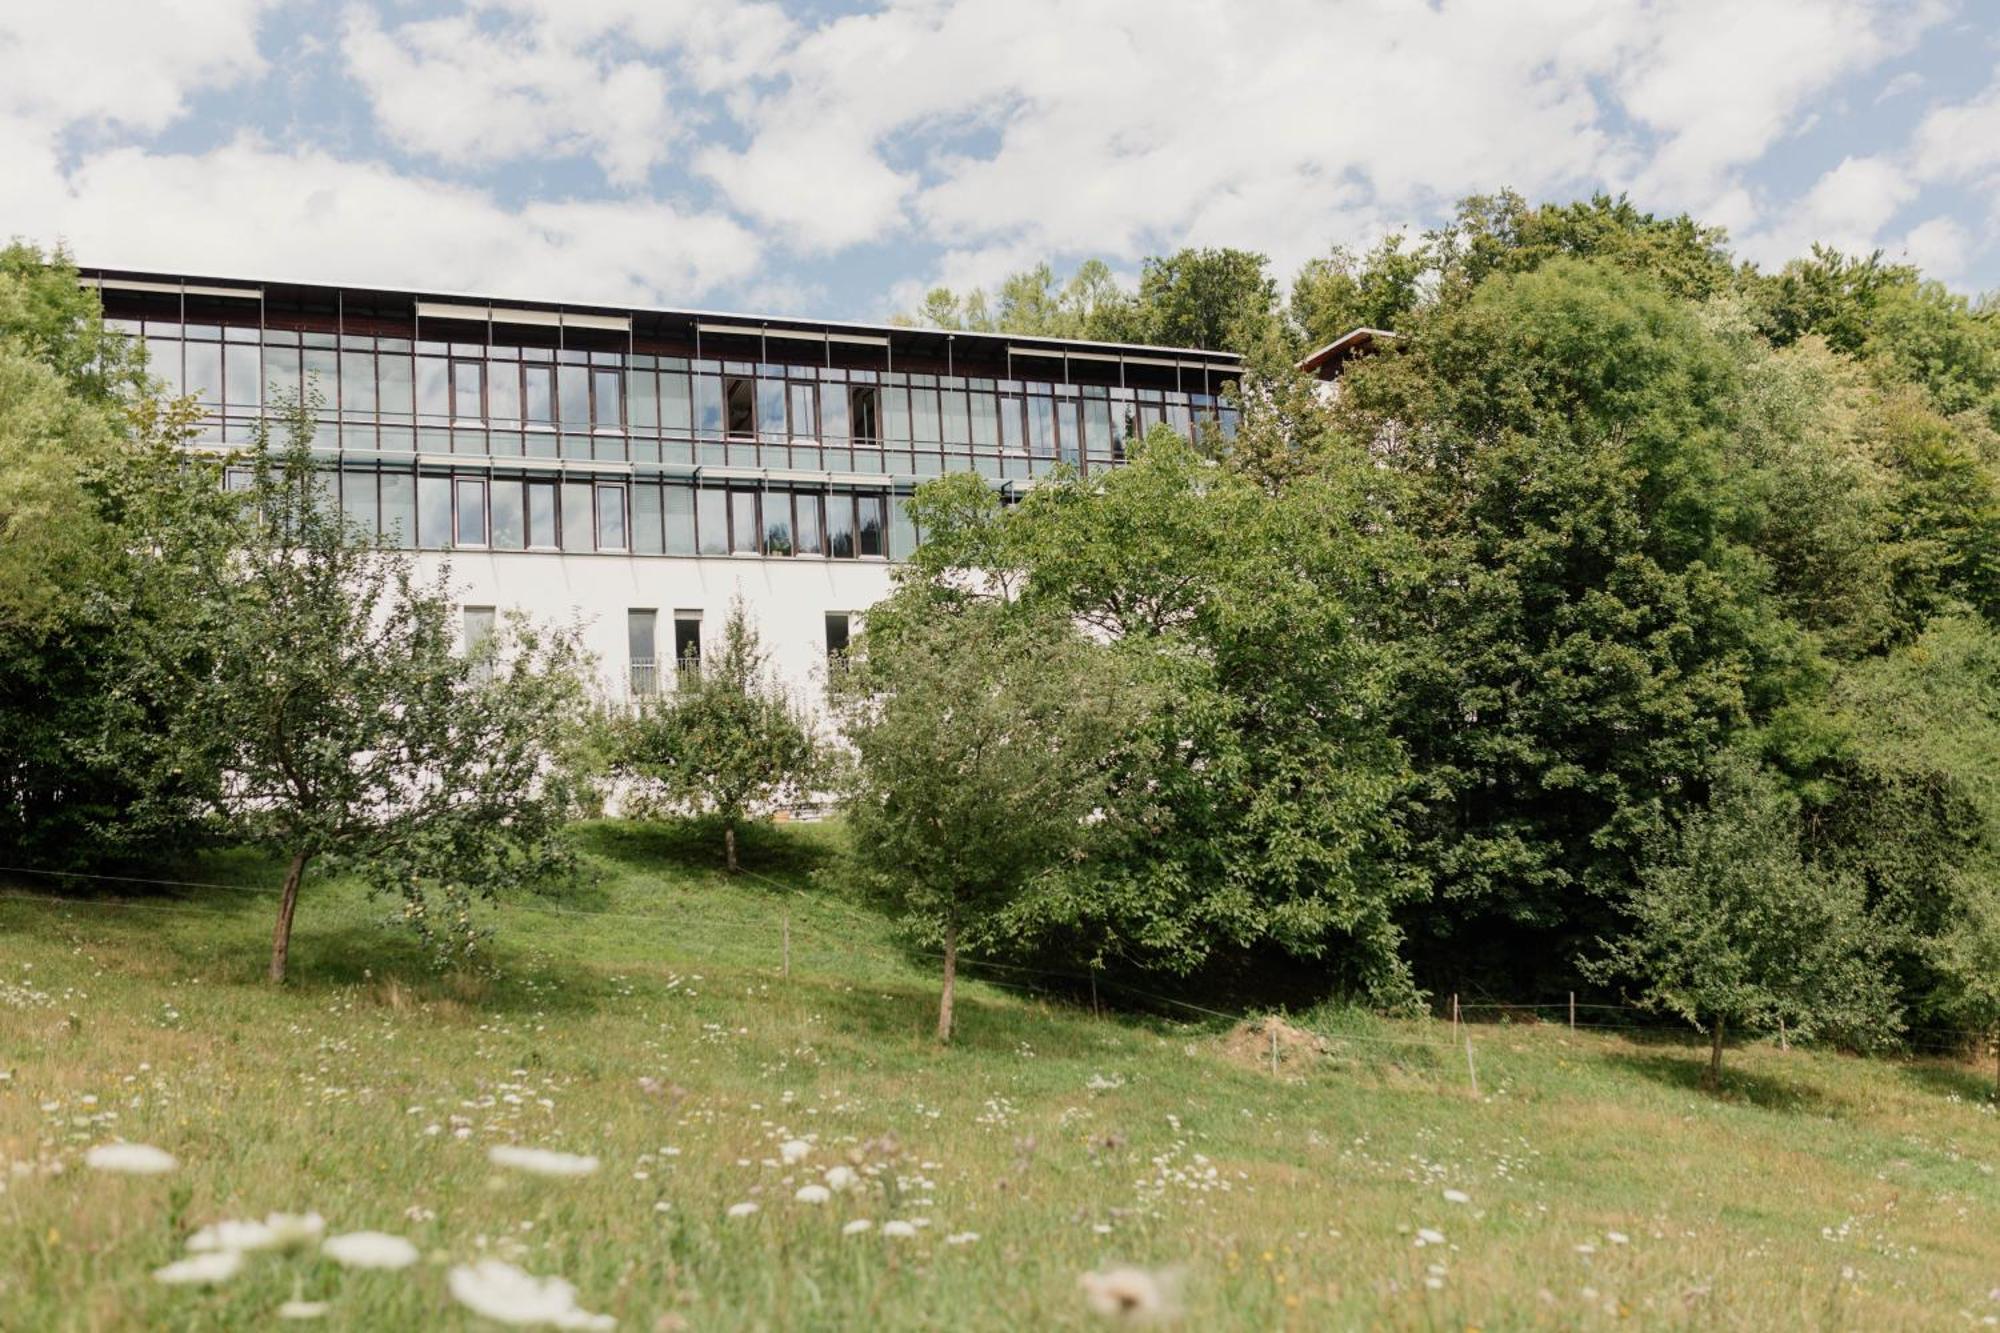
top-left (417, 550), bottom-right (896, 707)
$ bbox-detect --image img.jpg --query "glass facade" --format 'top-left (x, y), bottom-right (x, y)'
top-left (101, 291), bottom-right (1241, 565)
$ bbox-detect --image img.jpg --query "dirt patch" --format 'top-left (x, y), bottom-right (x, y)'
top-left (1217, 1016), bottom-right (1328, 1075)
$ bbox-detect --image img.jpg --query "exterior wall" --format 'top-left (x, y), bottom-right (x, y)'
top-left (421, 548), bottom-right (895, 710)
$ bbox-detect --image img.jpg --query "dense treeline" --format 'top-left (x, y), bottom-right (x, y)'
top-left (890, 193), bottom-right (2000, 1060)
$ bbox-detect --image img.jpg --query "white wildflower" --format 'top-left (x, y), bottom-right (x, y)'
top-left (277, 1300), bottom-right (330, 1320)
top-left (1442, 1189), bottom-right (1470, 1205)
top-left (1080, 1266), bottom-right (1177, 1321)
top-left (321, 1231), bottom-right (419, 1270)
top-left (842, 1219), bottom-right (873, 1236)
top-left (881, 1220), bottom-right (918, 1239)
top-left (187, 1219), bottom-right (276, 1253)
top-left (824, 1165), bottom-right (859, 1193)
top-left (1607, 1231), bottom-right (1630, 1245)
top-left (726, 1202), bottom-right (759, 1219)
top-left (448, 1259), bottom-right (614, 1330)
top-left (489, 1145), bottom-right (599, 1179)
top-left (265, 1212), bottom-right (328, 1251)
top-left (794, 1184), bottom-right (831, 1205)
top-left (85, 1143), bottom-right (176, 1175)
top-left (153, 1251), bottom-right (243, 1285)
top-left (946, 1231), bottom-right (980, 1246)
top-left (1415, 1228), bottom-right (1446, 1246)
top-left (779, 1139), bottom-right (811, 1165)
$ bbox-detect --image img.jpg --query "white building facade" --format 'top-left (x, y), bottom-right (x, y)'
top-left (85, 269), bottom-right (1244, 705)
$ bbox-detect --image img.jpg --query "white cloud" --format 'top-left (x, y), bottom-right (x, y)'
top-left (0, 1), bottom-right (274, 131)
top-left (1899, 214), bottom-right (1972, 278)
top-left (1734, 154), bottom-right (1917, 268)
top-left (7, 129), bottom-right (761, 305)
top-left (1911, 66), bottom-right (2000, 184)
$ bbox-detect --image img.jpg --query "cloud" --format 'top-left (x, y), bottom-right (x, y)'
top-left (1899, 215), bottom-right (1972, 278)
top-left (1733, 154), bottom-right (1917, 267)
top-left (0, 0), bottom-right (275, 131)
top-left (12, 129), bottom-right (761, 305)
top-left (1911, 66), bottom-right (2000, 185)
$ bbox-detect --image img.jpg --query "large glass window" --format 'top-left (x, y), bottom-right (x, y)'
top-left (911, 388), bottom-right (940, 443)
top-left (764, 492), bottom-right (792, 556)
top-left (849, 386), bottom-right (879, 443)
top-left (381, 472), bottom-right (416, 545)
top-left (186, 342), bottom-right (221, 405)
top-left (789, 383), bottom-right (817, 439)
top-left (558, 365), bottom-right (589, 427)
top-left (821, 383), bottom-right (850, 440)
top-left (454, 478), bottom-right (487, 546)
top-left (629, 372), bottom-right (657, 430)
top-left (666, 486), bottom-right (696, 555)
top-left (523, 365), bottom-right (554, 424)
top-left (882, 387), bottom-right (910, 444)
top-left (451, 360), bottom-right (483, 420)
top-left (417, 358), bottom-right (449, 417)
top-left (969, 392), bottom-right (999, 448)
top-left (696, 488), bottom-right (727, 556)
top-left (827, 493), bottom-right (855, 558)
top-left (418, 474), bottom-right (452, 549)
top-left (757, 378), bottom-right (786, 441)
top-left (694, 377), bottom-right (723, 437)
top-left (1028, 395), bottom-right (1056, 457)
top-left (593, 369), bottom-right (622, 429)
top-left (632, 483), bottom-right (663, 555)
top-left (596, 483), bottom-right (627, 550)
top-left (378, 355), bottom-right (413, 416)
top-left (561, 481), bottom-right (594, 552)
top-left (662, 374), bottom-right (693, 434)
top-left (224, 343), bottom-right (260, 408)
top-left (857, 494), bottom-right (886, 557)
top-left (673, 614), bottom-right (702, 667)
top-left (340, 471), bottom-right (378, 536)
top-left (340, 352), bottom-right (373, 414)
top-left (628, 610), bottom-right (658, 696)
top-left (527, 481), bottom-right (558, 548)
top-left (724, 377), bottom-right (755, 438)
top-left (491, 480), bottom-right (524, 549)
top-left (941, 389), bottom-right (969, 443)
top-left (729, 490), bottom-right (759, 554)
top-left (795, 491), bottom-right (822, 555)
top-left (489, 363), bottom-right (520, 421)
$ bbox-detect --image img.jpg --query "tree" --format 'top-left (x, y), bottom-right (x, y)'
top-left (1589, 755), bottom-right (1900, 1089)
top-left (1290, 234), bottom-right (1426, 345)
top-left (835, 598), bottom-right (1145, 1042)
top-left (205, 418), bottom-right (592, 982)
top-left (616, 599), bottom-right (817, 872)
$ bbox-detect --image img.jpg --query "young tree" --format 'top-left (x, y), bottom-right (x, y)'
top-left (835, 599), bottom-right (1145, 1043)
top-left (205, 418), bottom-right (593, 982)
top-left (1588, 756), bottom-right (1901, 1089)
top-left (616, 599), bottom-right (816, 872)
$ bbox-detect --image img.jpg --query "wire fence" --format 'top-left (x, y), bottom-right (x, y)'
top-left (2, 860), bottom-right (1992, 1070)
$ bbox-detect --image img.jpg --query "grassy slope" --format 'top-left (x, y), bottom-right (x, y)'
top-left (4, 821), bottom-right (2000, 1330)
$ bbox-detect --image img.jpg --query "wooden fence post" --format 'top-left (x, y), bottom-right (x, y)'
top-left (781, 910), bottom-right (790, 980)
top-left (1569, 991), bottom-right (1576, 1032)
top-left (1464, 1035), bottom-right (1480, 1099)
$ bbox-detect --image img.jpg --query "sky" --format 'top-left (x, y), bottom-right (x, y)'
top-left (2, 0), bottom-right (1998, 323)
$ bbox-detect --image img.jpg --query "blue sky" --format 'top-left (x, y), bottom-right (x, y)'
top-left (3, 1), bottom-right (1998, 322)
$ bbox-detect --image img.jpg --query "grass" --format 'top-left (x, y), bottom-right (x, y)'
top-left (5, 821), bottom-right (2000, 1329)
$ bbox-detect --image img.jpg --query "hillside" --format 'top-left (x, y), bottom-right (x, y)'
top-left (4, 822), bottom-right (2000, 1330)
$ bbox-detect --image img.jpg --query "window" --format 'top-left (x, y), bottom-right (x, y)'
top-left (729, 490), bottom-right (759, 554)
top-left (794, 491), bottom-right (822, 555)
top-left (764, 492), bottom-right (792, 556)
top-left (381, 473), bottom-right (416, 545)
top-left (378, 354), bottom-right (413, 416)
top-left (418, 475), bottom-right (452, 549)
top-left (825, 612), bottom-right (850, 659)
top-left (665, 485), bottom-right (696, 555)
top-left (452, 360), bottom-right (484, 420)
top-left (632, 483), bottom-right (663, 555)
top-left (559, 365), bottom-right (590, 427)
top-left (526, 481), bottom-right (558, 548)
top-left (489, 363), bottom-right (520, 421)
top-left (464, 605), bottom-right (497, 684)
top-left (417, 358), bottom-right (449, 417)
top-left (628, 609), bottom-right (658, 697)
top-left (696, 488), bottom-right (727, 556)
top-left (523, 365), bottom-right (554, 424)
top-left (340, 471), bottom-right (377, 536)
top-left (821, 383), bottom-right (849, 439)
top-left (454, 478), bottom-right (487, 546)
top-left (225, 343), bottom-right (261, 408)
top-left (789, 383), bottom-right (817, 439)
top-left (857, 494), bottom-right (886, 557)
top-left (756, 378), bottom-right (786, 441)
top-left (849, 385), bottom-right (880, 442)
top-left (593, 368), bottom-right (622, 429)
top-left (661, 374), bottom-right (692, 433)
top-left (694, 376), bottom-right (723, 436)
top-left (827, 493), bottom-right (855, 558)
top-left (561, 481), bottom-right (594, 552)
top-left (339, 351), bottom-right (373, 414)
top-left (491, 479), bottom-right (525, 549)
top-left (673, 612), bottom-right (702, 668)
top-left (724, 376), bottom-right (755, 438)
top-left (596, 483), bottom-right (627, 550)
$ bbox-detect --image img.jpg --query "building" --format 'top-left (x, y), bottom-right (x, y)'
top-left (81, 269), bottom-right (1245, 705)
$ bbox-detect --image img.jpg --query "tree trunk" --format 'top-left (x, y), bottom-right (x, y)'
top-left (936, 917), bottom-right (959, 1045)
top-left (1704, 1014), bottom-right (1725, 1091)
top-left (724, 822), bottom-right (738, 874)
top-left (268, 847), bottom-right (310, 984)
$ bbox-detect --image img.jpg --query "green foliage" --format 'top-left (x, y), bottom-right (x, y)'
top-left (1589, 755), bottom-right (1902, 1084)
top-left (893, 431), bottom-right (1422, 1001)
top-left (204, 416), bottom-right (594, 977)
top-left (1290, 234), bottom-right (1427, 345)
top-left (614, 599), bottom-right (818, 871)
top-left (833, 597), bottom-right (1145, 1038)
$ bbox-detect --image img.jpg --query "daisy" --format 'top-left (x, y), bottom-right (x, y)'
top-left (447, 1259), bottom-right (613, 1330)
top-left (489, 1145), bottom-right (600, 1178)
top-left (85, 1143), bottom-right (176, 1175)
top-left (1080, 1266), bottom-right (1176, 1321)
top-left (153, 1251), bottom-right (244, 1285)
top-left (321, 1231), bottom-right (419, 1270)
